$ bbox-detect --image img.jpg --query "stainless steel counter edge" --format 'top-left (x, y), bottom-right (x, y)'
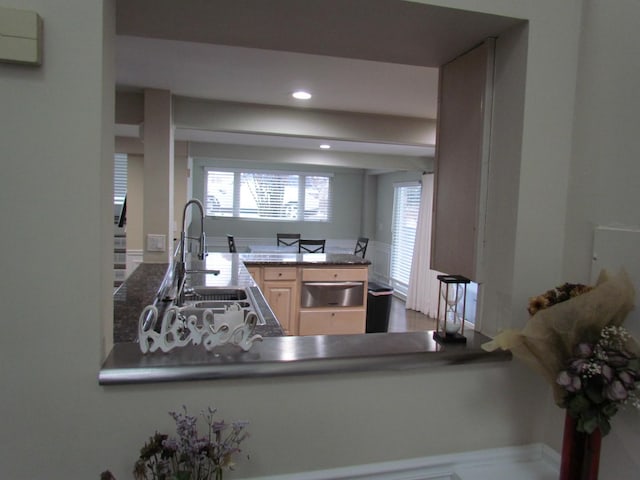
top-left (99, 330), bottom-right (511, 385)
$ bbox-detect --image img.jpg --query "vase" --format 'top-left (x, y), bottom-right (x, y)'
top-left (559, 412), bottom-right (602, 480)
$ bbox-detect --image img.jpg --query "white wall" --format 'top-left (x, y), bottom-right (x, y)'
top-left (8, 1), bottom-right (640, 479)
top-left (561, 0), bottom-right (640, 474)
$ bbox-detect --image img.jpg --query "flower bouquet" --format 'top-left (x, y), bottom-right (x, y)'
top-left (482, 269), bottom-right (638, 435)
top-left (130, 406), bottom-right (249, 480)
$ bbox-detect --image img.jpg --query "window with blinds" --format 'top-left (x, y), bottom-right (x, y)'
top-left (205, 168), bottom-right (332, 222)
top-left (390, 182), bottom-right (422, 295)
top-left (113, 153), bottom-right (127, 205)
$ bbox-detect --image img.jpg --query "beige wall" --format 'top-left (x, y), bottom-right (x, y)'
top-left (115, 137), bottom-right (190, 253)
top-left (4, 1), bottom-right (639, 479)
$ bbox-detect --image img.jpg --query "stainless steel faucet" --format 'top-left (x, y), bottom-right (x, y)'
top-left (180, 198), bottom-right (207, 263)
top-left (175, 199), bottom-right (207, 305)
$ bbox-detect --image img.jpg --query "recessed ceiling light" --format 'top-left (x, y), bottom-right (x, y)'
top-left (320, 144), bottom-right (331, 149)
top-left (292, 90), bottom-right (312, 100)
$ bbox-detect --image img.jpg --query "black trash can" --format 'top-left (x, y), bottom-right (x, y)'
top-left (366, 282), bottom-right (394, 333)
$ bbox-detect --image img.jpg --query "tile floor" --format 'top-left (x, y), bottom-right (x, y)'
top-left (386, 296), bottom-right (437, 332)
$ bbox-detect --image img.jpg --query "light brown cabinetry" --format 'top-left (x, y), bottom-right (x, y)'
top-left (299, 309), bottom-right (365, 335)
top-left (298, 266), bottom-right (368, 336)
top-left (261, 267), bottom-right (298, 336)
top-left (245, 266), bottom-right (262, 287)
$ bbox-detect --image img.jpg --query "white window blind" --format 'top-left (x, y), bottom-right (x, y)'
top-left (390, 182), bottom-right (422, 294)
top-left (205, 169), bottom-right (332, 222)
top-left (113, 153), bottom-right (127, 205)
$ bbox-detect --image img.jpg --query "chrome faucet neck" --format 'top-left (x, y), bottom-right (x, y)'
top-left (176, 199), bottom-right (207, 305)
top-left (180, 199), bottom-right (207, 262)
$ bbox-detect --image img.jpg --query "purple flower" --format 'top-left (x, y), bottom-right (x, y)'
top-left (607, 353), bottom-right (630, 368)
top-left (601, 364), bottom-right (614, 382)
top-left (618, 370), bottom-right (636, 388)
top-left (606, 380), bottom-right (629, 401)
top-left (570, 358), bottom-right (588, 373)
top-left (557, 370), bottom-right (582, 392)
top-left (575, 342), bottom-right (593, 358)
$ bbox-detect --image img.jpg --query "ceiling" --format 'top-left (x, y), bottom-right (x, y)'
top-left (114, 0), bottom-right (522, 157)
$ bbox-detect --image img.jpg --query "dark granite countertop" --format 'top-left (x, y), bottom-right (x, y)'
top-left (113, 263), bottom-right (169, 344)
top-left (113, 252), bottom-right (370, 343)
top-left (240, 252), bottom-right (371, 266)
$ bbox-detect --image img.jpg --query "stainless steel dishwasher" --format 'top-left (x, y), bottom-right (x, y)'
top-left (300, 281), bottom-right (365, 308)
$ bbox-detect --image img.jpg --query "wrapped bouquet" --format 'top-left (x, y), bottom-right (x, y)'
top-left (483, 269), bottom-right (639, 434)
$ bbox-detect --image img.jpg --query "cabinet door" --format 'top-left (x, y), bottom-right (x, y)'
top-left (299, 309), bottom-right (366, 335)
top-left (263, 280), bottom-right (297, 335)
top-left (432, 39), bottom-right (494, 281)
top-left (245, 266), bottom-right (262, 288)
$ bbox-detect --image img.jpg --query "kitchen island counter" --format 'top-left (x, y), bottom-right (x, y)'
top-left (113, 252), bottom-right (370, 343)
top-left (240, 251), bottom-right (371, 266)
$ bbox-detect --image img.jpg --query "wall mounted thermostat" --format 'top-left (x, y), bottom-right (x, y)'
top-left (0, 7), bottom-right (43, 66)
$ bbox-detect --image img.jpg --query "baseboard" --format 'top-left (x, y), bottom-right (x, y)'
top-left (241, 444), bottom-right (560, 480)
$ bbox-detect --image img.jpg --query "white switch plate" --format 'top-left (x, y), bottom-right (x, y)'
top-left (147, 234), bottom-right (166, 252)
top-left (0, 7), bottom-right (43, 65)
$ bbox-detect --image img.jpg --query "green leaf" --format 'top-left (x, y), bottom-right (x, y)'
top-left (568, 394), bottom-right (590, 416)
top-left (585, 383), bottom-right (605, 404)
top-left (581, 416), bottom-right (599, 434)
top-left (602, 402), bottom-right (618, 417)
top-left (627, 358), bottom-right (640, 371)
top-left (599, 417), bottom-right (611, 436)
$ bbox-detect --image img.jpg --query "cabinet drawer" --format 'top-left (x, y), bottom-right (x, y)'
top-left (302, 267), bottom-right (368, 282)
top-left (299, 309), bottom-right (366, 335)
top-left (263, 267), bottom-right (297, 281)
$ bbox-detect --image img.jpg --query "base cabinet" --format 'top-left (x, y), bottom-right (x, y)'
top-left (299, 309), bottom-right (366, 335)
top-left (245, 266), bottom-right (262, 287)
top-left (262, 267), bottom-right (298, 335)
top-left (298, 266), bottom-right (368, 335)
top-left (243, 263), bottom-right (368, 336)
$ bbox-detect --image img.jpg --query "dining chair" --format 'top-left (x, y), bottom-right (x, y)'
top-left (354, 237), bottom-right (369, 258)
top-left (277, 233), bottom-right (301, 247)
top-left (299, 239), bottom-right (326, 253)
top-left (227, 235), bottom-right (237, 253)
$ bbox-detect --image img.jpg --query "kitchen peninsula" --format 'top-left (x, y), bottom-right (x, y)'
top-left (102, 252), bottom-right (510, 385)
top-left (113, 251), bottom-right (371, 343)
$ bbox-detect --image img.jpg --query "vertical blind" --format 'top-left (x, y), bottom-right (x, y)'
top-left (390, 182), bottom-right (422, 294)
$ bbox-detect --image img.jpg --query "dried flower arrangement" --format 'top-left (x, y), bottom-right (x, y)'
top-left (102, 406), bottom-right (249, 480)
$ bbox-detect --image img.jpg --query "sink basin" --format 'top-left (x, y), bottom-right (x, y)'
top-left (183, 286), bottom-right (248, 302)
top-left (177, 286), bottom-right (265, 325)
top-left (193, 300), bottom-right (251, 309)
top-left (177, 304), bottom-right (264, 326)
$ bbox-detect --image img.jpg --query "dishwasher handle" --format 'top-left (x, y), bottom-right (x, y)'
top-left (302, 281), bottom-right (363, 288)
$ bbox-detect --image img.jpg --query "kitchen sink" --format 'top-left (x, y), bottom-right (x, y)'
top-left (183, 286), bottom-right (248, 302)
top-left (176, 286), bottom-right (265, 325)
top-left (193, 300), bottom-right (251, 309)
